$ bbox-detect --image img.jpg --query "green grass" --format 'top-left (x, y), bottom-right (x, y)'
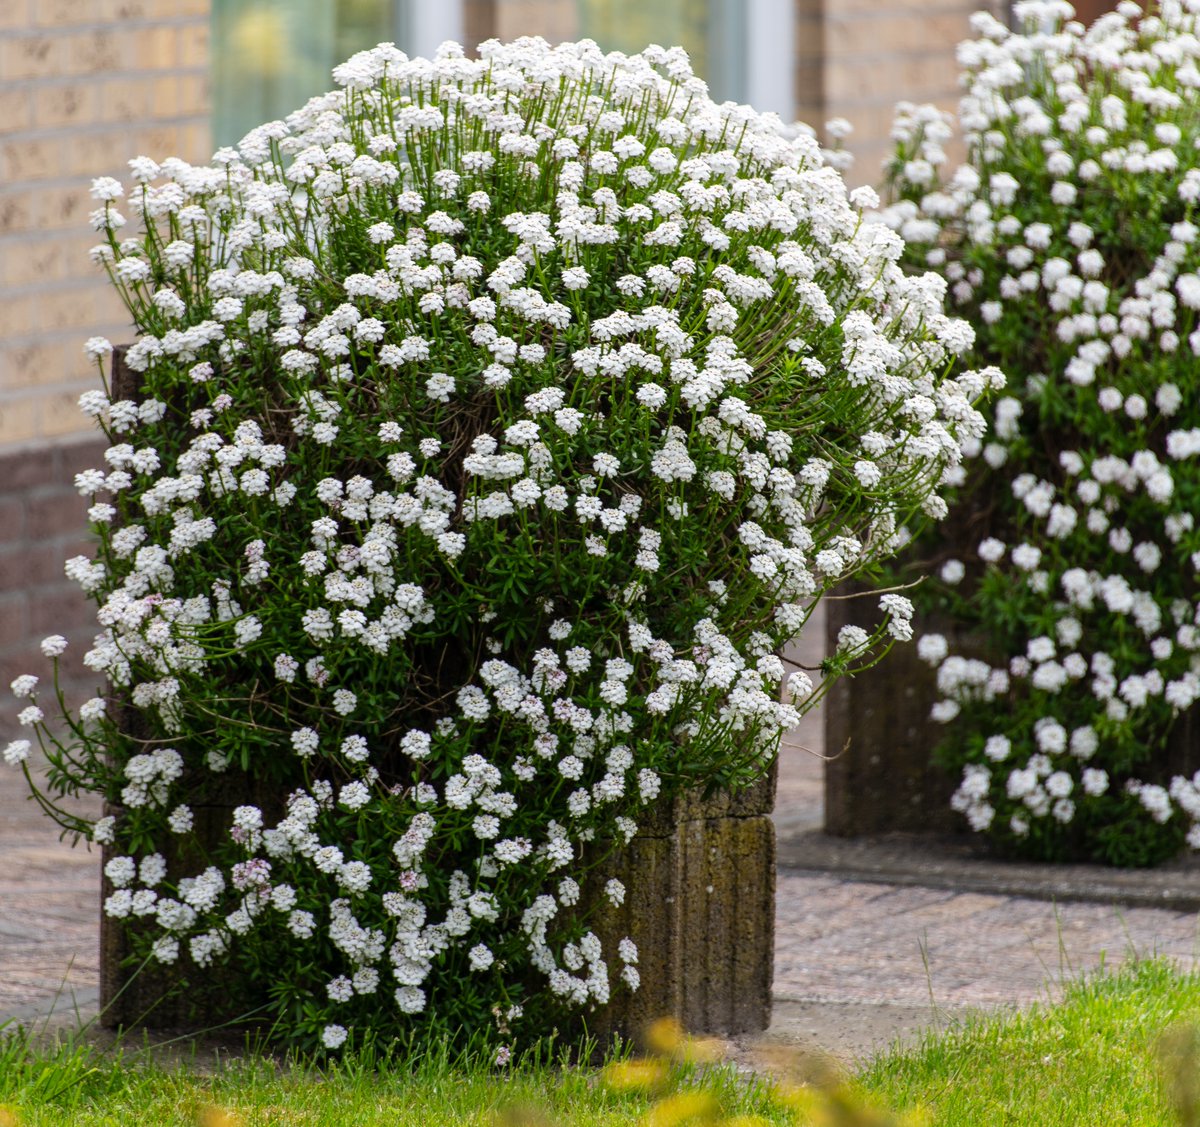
top-left (5, 960), bottom-right (1200, 1125)
top-left (0, 1028), bottom-right (788, 1126)
top-left (859, 958), bottom-right (1200, 1125)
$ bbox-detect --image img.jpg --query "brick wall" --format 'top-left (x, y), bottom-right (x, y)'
top-left (0, 438), bottom-right (107, 709)
top-left (493, 0), bottom-right (579, 41)
top-left (0, 1), bottom-right (212, 724)
top-left (822, 0), bottom-right (1004, 184)
top-left (0, 0), bottom-right (211, 450)
top-left (795, 0), bottom-right (824, 133)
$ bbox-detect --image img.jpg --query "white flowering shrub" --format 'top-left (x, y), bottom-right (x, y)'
top-left (5, 38), bottom-right (987, 1051)
top-left (883, 0), bottom-right (1200, 865)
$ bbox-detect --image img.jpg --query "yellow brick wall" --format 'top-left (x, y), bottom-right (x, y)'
top-left (0, 0), bottom-right (211, 450)
top-left (794, 0), bottom-right (824, 134)
top-left (494, 0), bottom-right (580, 42)
top-left (824, 0), bottom-right (1008, 186)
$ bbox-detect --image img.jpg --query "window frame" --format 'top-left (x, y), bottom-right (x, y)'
top-left (404, 0), bottom-right (464, 59)
top-left (745, 0), bottom-right (796, 118)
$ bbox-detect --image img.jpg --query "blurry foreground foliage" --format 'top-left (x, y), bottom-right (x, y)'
top-left (589, 1016), bottom-right (926, 1127)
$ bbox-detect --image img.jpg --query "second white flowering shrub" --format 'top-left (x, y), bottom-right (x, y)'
top-left (5, 38), bottom-right (987, 1051)
top-left (886, 0), bottom-right (1200, 865)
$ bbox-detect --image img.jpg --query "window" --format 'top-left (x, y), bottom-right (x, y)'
top-left (576, 0), bottom-right (745, 103)
top-left (212, 0), bottom-right (463, 147)
top-left (577, 0), bottom-right (793, 116)
top-left (214, 0), bottom-right (390, 147)
top-left (212, 0), bottom-right (792, 148)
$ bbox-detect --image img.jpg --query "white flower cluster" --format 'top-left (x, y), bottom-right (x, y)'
top-left (886, 0), bottom-right (1200, 864)
top-left (7, 36), bottom-right (985, 1050)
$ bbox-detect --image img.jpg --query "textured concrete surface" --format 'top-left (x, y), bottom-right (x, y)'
top-left (595, 809), bottom-right (775, 1039)
top-left (6, 603), bottom-right (1200, 1067)
top-left (822, 588), bottom-right (962, 837)
top-left (775, 615), bottom-right (826, 836)
top-left (766, 870), bottom-right (1200, 1062)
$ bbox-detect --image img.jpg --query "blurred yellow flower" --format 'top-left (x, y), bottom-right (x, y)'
top-left (678, 1036), bottom-right (725, 1066)
top-left (197, 1106), bottom-right (243, 1127)
top-left (642, 1089), bottom-right (719, 1127)
top-left (603, 1058), bottom-right (669, 1093)
top-left (646, 1017), bottom-right (686, 1056)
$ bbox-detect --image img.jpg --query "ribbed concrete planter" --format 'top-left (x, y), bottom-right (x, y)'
top-left (98, 765), bottom-right (286, 1029)
top-left (98, 347), bottom-right (775, 1036)
top-left (822, 586), bottom-right (961, 837)
top-left (823, 582), bottom-right (1200, 840)
top-left (100, 771), bottom-right (776, 1035)
top-left (588, 767), bottom-right (775, 1039)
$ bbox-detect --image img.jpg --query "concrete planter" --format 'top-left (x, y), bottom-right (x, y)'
top-left (98, 346), bottom-right (775, 1037)
top-left (99, 768), bottom-right (285, 1029)
top-left (588, 767), bottom-right (776, 1039)
top-left (99, 770), bottom-right (776, 1035)
top-left (822, 586), bottom-right (961, 838)
top-left (823, 583), bottom-right (1200, 841)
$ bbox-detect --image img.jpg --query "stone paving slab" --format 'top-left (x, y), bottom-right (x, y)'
top-left (773, 871), bottom-right (1200, 1013)
top-left (763, 999), bottom-right (968, 1064)
top-left (778, 829), bottom-right (1200, 911)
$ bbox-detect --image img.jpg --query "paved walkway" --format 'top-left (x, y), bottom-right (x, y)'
top-left (0, 778), bottom-right (100, 1023)
top-left (3, 605), bottom-right (1200, 1062)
